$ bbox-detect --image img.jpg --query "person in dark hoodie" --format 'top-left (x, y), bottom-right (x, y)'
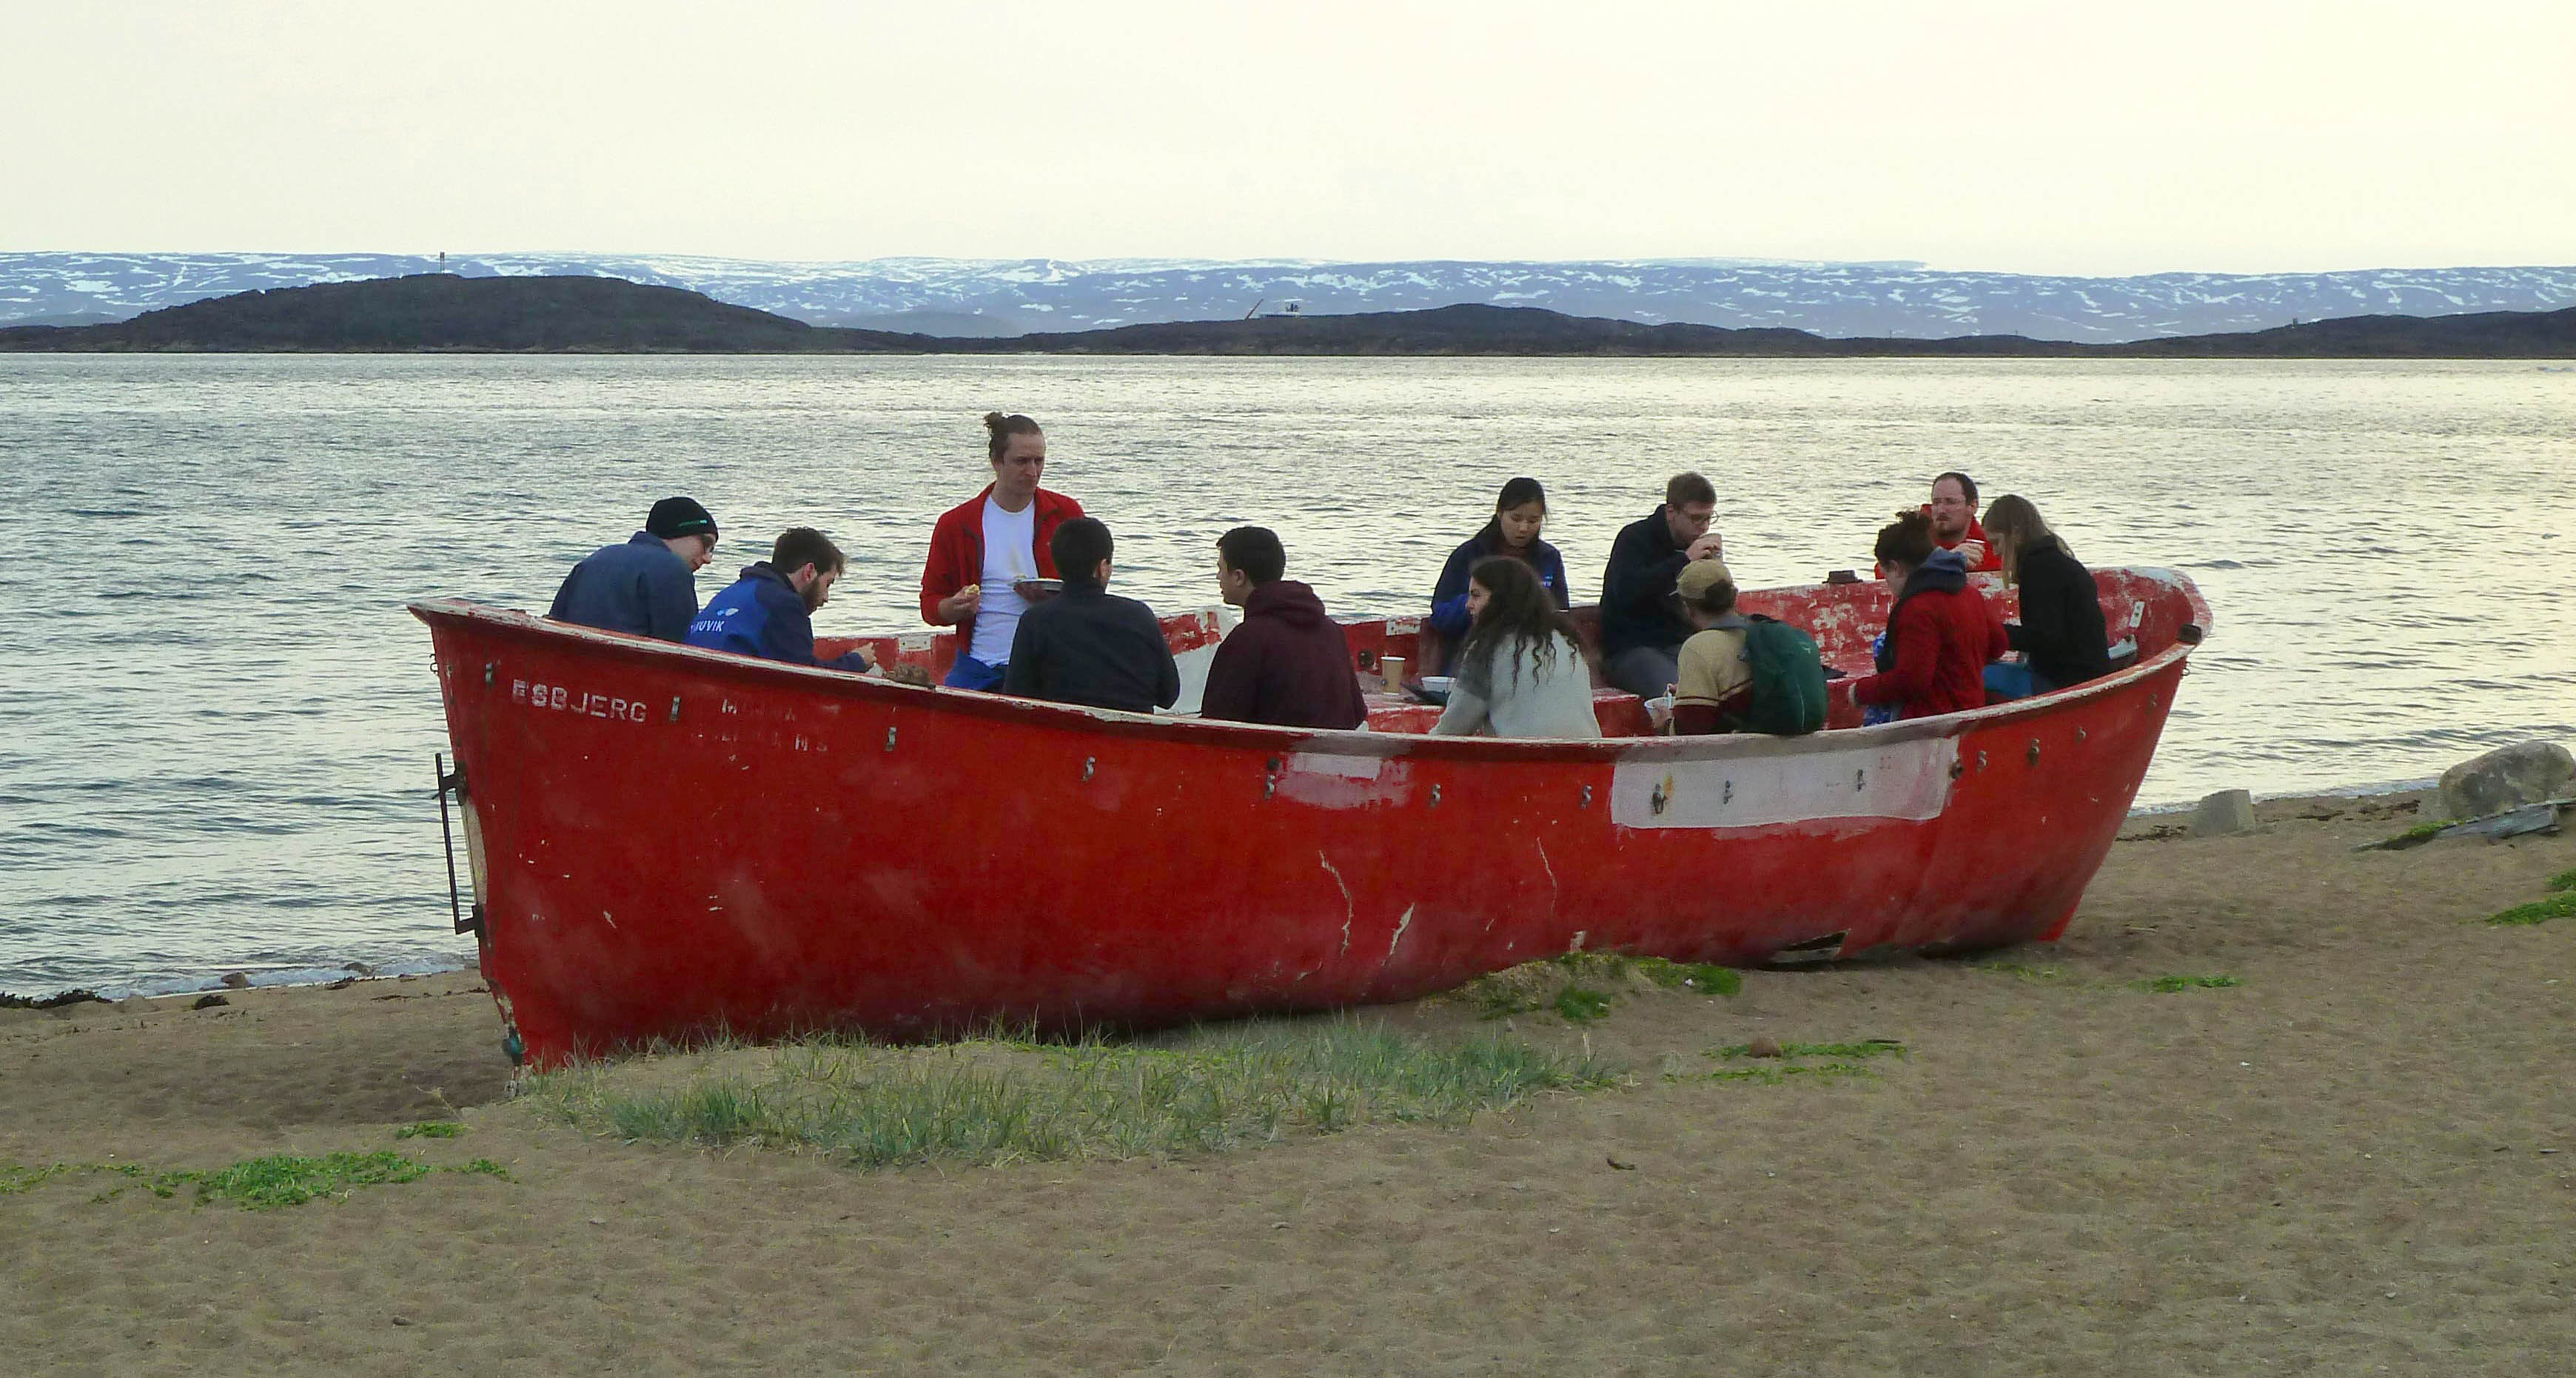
top-left (1845, 511), bottom-right (2007, 721)
top-left (685, 527), bottom-right (873, 672)
top-left (1201, 526), bottom-right (1368, 730)
top-left (1599, 471), bottom-right (1725, 698)
top-left (1003, 518), bottom-right (1179, 714)
top-left (549, 496), bottom-right (719, 640)
top-left (1979, 494), bottom-right (2110, 701)
top-left (1425, 477), bottom-right (1569, 673)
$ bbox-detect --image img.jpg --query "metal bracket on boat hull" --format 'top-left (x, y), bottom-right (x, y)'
top-left (434, 753), bottom-right (483, 937)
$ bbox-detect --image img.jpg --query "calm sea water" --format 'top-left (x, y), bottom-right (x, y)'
top-left (3, 355), bottom-right (2569, 996)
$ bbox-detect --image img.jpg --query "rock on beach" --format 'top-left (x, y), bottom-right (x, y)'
top-left (2191, 789), bottom-right (2259, 837)
top-left (2435, 741), bottom-right (2575, 821)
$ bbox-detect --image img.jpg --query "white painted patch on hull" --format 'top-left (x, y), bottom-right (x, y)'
top-left (1276, 751), bottom-right (1410, 809)
top-left (1610, 736), bottom-right (1958, 829)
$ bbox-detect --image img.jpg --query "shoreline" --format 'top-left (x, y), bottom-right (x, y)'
top-left (7, 784), bottom-right (2569, 1372)
top-left (1, 776), bottom-right (2456, 1006)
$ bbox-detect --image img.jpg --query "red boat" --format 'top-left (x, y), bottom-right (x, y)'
top-left (415, 568), bottom-right (2207, 1066)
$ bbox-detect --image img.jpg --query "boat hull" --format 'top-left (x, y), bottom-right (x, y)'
top-left (415, 570), bottom-right (2205, 1066)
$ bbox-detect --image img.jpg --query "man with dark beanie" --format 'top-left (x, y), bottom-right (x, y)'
top-left (1002, 518), bottom-right (1179, 714)
top-left (1200, 526), bottom-right (1367, 730)
top-left (549, 497), bottom-right (719, 641)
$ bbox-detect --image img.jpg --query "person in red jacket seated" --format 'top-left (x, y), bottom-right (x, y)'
top-left (1846, 510), bottom-right (2008, 721)
top-left (1200, 526), bottom-right (1369, 730)
top-left (919, 411), bottom-right (1085, 689)
top-left (1924, 470), bottom-right (2003, 573)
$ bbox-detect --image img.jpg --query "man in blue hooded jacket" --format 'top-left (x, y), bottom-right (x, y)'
top-left (549, 497), bottom-right (719, 640)
top-left (686, 528), bottom-right (873, 673)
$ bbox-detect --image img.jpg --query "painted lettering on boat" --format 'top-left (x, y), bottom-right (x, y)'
top-left (512, 679), bottom-right (650, 724)
top-left (1609, 736), bottom-right (1958, 829)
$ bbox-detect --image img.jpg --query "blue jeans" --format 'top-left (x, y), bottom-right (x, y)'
top-left (1982, 662), bottom-right (2055, 703)
top-left (1604, 645), bottom-right (1680, 700)
top-left (943, 654), bottom-right (1006, 690)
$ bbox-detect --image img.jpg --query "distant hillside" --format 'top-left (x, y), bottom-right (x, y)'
top-left (2110, 307), bottom-right (2576, 357)
top-left (10, 250), bottom-right (2576, 342)
top-left (968, 303), bottom-right (2073, 357)
top-left (0, 274), bottom-right (918, 353)
top-left (1, 274), bottom-right (2569, 357)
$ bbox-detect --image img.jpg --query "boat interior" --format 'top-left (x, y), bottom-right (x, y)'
top-left (816, 571), bottom-right (2190, 738)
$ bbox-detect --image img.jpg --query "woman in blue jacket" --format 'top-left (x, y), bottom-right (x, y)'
top-left (1427, 477), bottom-right (1569, 673)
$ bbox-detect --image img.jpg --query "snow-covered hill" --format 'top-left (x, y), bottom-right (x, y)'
top-left (6, 252), bottom-right (2572, 342)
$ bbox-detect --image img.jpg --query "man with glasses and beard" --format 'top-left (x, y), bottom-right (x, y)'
top-left (1599, 471), bottom-right (1726, 699)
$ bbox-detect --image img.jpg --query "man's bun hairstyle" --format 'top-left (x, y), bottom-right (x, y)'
top-left (985, 411), bottom-right (1043, 462)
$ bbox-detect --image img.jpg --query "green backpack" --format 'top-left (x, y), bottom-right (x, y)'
top-left (1729, 614), bottom-right (1829, 736)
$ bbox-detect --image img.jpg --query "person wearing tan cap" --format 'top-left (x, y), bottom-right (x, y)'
top-left (1671, 559), bottom-right (1755, 734)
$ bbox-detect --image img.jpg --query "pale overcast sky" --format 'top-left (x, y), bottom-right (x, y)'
top-left (4, 1), bottom-right (2567, 274)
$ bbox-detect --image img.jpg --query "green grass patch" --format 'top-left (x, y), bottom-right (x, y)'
top-left (2546, 869), bottom-right (2576, 894)
top-left (1976, 961), bottom-right (2070, 983)
top-left (1711, 1039), bottom-right (1908, 1061)
top-left (1, 1161), bottom-right (144, 1195)
top-left (1669, 1040), bottom-right (1905, 1086)
top-left (1631, 958), bottom-right (1744, 996)
top-left (1696, 1062), bottom-right (1879, 1086)
top-left (524, 1019), bottom-right (1622, 1170)
top-left (1452, 952), bottom-right (1740, 1023)
top-left (1552, 987), bottom-right (1614, 1024)
top-left (7, 1151), bottom-right (507, 1208)
top-left (174, 1151), bottom-right (430, 1209)
top-left (394, 1120), bottom-right (466, 1140)
top-left (2363, 817), bottom-right (2458, 850)
top-left (2135, 974), bottom-right (2245, 992)
top-left (2483, 893), bottom-right (2576, 927)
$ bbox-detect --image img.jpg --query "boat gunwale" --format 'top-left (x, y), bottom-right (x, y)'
top-left (408, 567), bottom-right (2207, 765)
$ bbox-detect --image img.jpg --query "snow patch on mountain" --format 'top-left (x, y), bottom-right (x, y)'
top-left (4, 252), bottom-right (2572, 343)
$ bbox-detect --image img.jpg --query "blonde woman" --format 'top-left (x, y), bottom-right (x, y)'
top-left (1982, 495), bottom-right (2110, 700)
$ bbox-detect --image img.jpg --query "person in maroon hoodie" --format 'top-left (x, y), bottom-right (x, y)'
top-left (1846, 511), bottom-right (2008, 721)
top-left (1200, 527), bottom-right (1369, 730)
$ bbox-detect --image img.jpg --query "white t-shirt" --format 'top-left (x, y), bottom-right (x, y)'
top-left (967, 496), bottom-right (1039, 665)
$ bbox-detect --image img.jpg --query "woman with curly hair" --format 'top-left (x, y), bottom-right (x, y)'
top-left (1431, 556), bottom-right (1602, 739)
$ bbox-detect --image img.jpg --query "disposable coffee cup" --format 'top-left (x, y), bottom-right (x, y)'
top-left (1380, 656), bottom-right (1406, 691)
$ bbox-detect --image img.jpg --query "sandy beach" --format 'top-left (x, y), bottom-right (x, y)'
top-left (4, 789), bottom-right (2571, 1376)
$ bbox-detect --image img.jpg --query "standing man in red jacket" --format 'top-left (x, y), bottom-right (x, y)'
top-left (919, 411), bottom-right (1086, 689)
top-left (1200, 527), bottom-right (1369, 730)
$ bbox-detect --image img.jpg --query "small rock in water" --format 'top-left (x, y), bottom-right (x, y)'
top-left (343, 961), bottom-right (375, 977)
top-left (220, 972), bottom-right (252, 989)
top-left (2190, 789), bottom-right (2258, 837)
top-left (1746, 1036), bottom-right (1785, 1058)
top-left (2435, 741), bottom-right (2575, 822)
top-left (192, 994), bottom-right (229, 1010)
